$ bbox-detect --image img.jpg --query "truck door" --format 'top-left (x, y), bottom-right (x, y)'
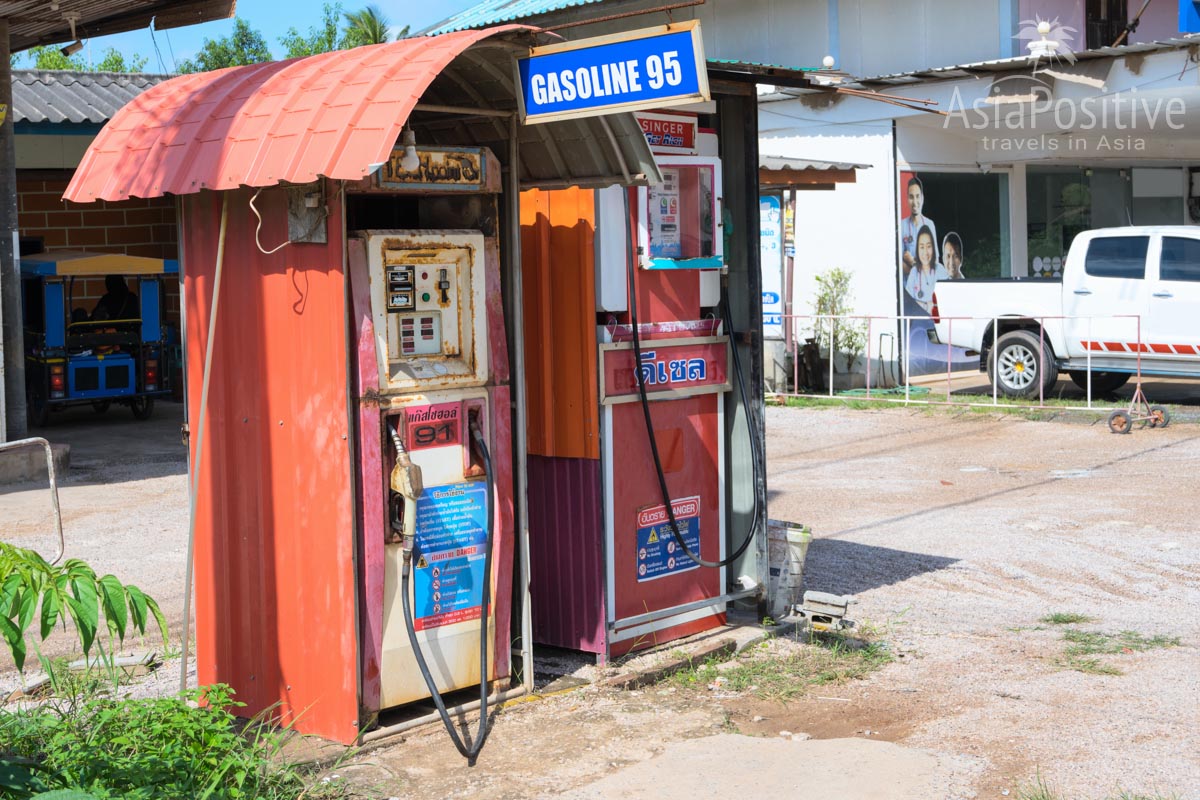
top-left (1063, 233), bottom-right (1151, 364)
top-left (1146, 234), bottom-right (1200, 368)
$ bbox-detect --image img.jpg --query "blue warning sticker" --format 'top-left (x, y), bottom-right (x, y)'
top-left (412, 480), bottom-right (489, 630)
top-left (635, 495), bottom-right (701, 582)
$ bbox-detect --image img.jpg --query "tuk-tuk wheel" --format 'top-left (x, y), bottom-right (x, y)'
top-left (92, 400), bottom-right (112, 414)
top-left (130, 397), bottom-right (155, 421)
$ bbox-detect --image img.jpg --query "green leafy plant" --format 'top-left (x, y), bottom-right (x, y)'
top-left (1040, 612), bottom-right (1095, 625)
top-left (1, 684), bottom-right (347, 800)
top-left (0, 543), bottom-right (167, 676)
top-left (811, 267), bottom-right (867, 372)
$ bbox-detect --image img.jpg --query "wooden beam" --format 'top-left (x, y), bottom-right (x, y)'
top-left (758, 168), bottom-right (857, 187)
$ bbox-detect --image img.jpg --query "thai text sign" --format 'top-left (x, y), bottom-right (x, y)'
top-left (602, 338), bottom-right (729, 400)
top-left (517, 21), bottom-right (709, 125)
top-left (377, 147), bottom-right (485, 190)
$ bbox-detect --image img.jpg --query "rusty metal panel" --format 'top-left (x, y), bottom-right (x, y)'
top-left (520, 188), bottom-right (600, 460)
top-left (62, 27), bottom-right (532, 203)
top-left (183, 185), bottom-right (359, 744)
top-left (348, 238), bottom-right (386, 718)
top-left (527, 455), bottom-right (605, 654)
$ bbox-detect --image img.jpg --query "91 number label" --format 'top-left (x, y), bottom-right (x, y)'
top-left (408, 420), bottom-right (458, 450)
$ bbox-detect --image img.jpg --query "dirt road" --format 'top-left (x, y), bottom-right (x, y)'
top-left (3, 403), bottom-right (1197, 799)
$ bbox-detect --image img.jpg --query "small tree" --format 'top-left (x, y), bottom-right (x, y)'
top-left (342, 5), bottom-right (407, 47)
top-left (811, 267), bottom-right (867, 372)
top-left (279, 2), bottom-right (344, 58)
top-left (177, 18), bottom-right (273, 73)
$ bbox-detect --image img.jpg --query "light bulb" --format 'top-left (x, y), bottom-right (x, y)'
top-left (1037, 20), bottom-right (1051, 35)
top-left (399, 128), bottom-right (420, 172)
top-left (822, 55), bottom-right (835, 69)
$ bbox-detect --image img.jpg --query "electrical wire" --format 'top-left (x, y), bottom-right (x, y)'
top-left (622, 189), bottom-right (764, 571)
top-left (397, 421), bottom-right (496, 766)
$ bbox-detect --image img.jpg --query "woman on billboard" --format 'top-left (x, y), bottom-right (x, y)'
top-left (905, 225), bottom-right (947, 314)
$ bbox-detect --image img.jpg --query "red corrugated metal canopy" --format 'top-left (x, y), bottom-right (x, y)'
top-left (65, 25), bottom-right (659, 203)
top-left (64, 27), bottom-right (526, 202)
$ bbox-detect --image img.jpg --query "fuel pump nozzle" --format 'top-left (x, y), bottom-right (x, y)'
top-left (388, 425), bottom-right (423, 552)
top-left (391, 415), bottom-right (496, 766)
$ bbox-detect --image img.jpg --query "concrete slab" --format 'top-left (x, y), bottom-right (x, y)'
top-left (557, 734), bottom-right (975, 800)
top-left (0, 439), bottom-right (69, 485)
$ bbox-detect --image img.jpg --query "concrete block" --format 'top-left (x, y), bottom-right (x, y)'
top-left (0, 441), bottom-right (70, 485)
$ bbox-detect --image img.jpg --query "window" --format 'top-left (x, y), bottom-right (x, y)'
top-left (1084, 236), bottom-right (1148, 279)
top-left (1160, 237), bottom-right (1200, 282)
top-left (1086, 0), bottom-right (1128, 48)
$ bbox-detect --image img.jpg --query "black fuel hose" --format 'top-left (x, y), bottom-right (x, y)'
top-left (399, 421), bottom-right (495, 766)
top-left (623, 194), bottom-right (764, 570)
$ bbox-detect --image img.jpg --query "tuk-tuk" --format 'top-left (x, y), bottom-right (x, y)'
top-left (21, 251), bottom-right (177, 426)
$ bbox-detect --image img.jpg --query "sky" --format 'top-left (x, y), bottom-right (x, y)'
top-left (16, 0), bottom-right (481, 73)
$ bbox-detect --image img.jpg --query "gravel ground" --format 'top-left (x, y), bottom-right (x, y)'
top-left (766, 404), bottom-right (1200, 799)
top-left (3, 400), bottom-right (1198, 799)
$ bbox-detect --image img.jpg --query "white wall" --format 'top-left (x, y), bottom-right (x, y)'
top-left (837, 0), bottom-right (1003, 77)
top-left (760, 116), bottom-right (898, 327)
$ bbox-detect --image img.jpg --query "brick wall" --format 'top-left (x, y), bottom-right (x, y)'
top-left (18, 173), bottom-right (181, 324)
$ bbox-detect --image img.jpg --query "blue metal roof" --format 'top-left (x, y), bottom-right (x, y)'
top-left (421, 0), bottom-right (608, 35)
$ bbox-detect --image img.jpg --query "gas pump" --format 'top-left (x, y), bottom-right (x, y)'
top-left (352, 146), bottom-right (514, 762)
top-left (522, 125), bottom-right (764, 661)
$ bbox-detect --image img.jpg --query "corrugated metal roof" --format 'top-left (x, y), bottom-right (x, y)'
top-left (65, 25), bottom-right (660, 203)
top-left (12, 70), bottom-right (172, 125)
top-left (422, 0), bottom-right (606, 35)
top-left (851, 36), bottom-right (1200, 88)
top-left (759, 155), bottom-right (869, 171)
top-left (8, 0), bottom-right (234, 52)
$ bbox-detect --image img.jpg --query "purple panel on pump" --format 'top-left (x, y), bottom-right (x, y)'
top-left (527, 455), bottom-right (605, 655)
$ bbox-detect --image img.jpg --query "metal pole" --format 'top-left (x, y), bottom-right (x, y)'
top-left (0, 20), bottom-right (28, 440)
top-left (508, 113), bottom-right (534, 696)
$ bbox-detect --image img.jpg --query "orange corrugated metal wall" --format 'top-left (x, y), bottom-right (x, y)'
top-left (520, 188), bottom-right (599, 461)
top-left (182, 186), bottom-right (360, 744)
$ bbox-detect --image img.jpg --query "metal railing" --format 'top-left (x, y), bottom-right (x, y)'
top-left (777, 312), bottom-right (1149, 413)
top-left (0, 437), bottom-right (66, 564)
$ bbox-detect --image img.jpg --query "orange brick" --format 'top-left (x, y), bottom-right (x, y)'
top-left (106, 225), bottom-right (153, 245)
top-left (46, 210), bottom-right (84, 228)
top-left (67, 227), bottom-right (107, 246)
top-left (124, 208), bottom-right (164, 226)
top-left (152, 224), bottom-right (176, 244)
top-left (26, 228), bottom-right (68, 247)
top-left (125, 244), bottom-right (169, 258)
top-left (19, 212), bottom-right (47, 229)
top-left (16, 180), bottom-right (44, 193)
top-left (80, 209), bottom-right (126, 227)
top-left (23, 193), bottom-right (67, 212)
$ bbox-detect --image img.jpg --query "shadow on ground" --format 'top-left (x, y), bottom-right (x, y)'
top-left (802, 538), bottom-right (959, 597)
top-left (2, 401), bottom-right (187, 494)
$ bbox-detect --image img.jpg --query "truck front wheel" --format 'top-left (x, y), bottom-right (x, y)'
top-left (987, 330), bottom-right (1058, 399)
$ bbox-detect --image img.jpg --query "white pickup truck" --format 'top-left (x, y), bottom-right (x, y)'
top-left (932, 226), bottom-right (1200, 398)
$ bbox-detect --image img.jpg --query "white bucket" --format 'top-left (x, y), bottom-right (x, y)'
top-left (767, 520), bottom-right (812, 620)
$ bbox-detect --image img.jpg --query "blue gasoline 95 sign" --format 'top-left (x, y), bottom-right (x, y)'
top-left (518, 21), bottom-right (709, 125)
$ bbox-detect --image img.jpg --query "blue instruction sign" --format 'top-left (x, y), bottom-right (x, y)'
top-left (412, 481), bottom-right (489, 631)
top-left (518, 21), bottom-right (709, 125)
top-left (635, 495), bottom-right (701, 582)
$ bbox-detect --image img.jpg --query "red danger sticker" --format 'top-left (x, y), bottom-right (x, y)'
top-left (405, 402), bottom-right (461, 451)
top-left (637, 496), bottom-right (700, 528)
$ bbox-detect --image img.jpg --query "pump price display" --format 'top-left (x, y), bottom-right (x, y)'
top-left (517, 21), bottom-right (709, 125)
top-left (635, 496), bottom-right (701, 583)
top-left (412, 481), bottom-right (490, 631)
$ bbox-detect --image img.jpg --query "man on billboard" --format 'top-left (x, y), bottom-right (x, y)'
top-left (900, 176), bottom-right (937, 278)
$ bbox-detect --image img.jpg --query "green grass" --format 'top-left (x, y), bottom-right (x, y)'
top-left (670, 631), bottom-right (893, 700)
top-left (1062, 630), bottom-right (1181, 656)
top-left (1015, 774), bottom-right (1179, 800)
top-left (0, 684), bottom-right (349, 800)
top-left (1040, 612), bottom-right (1096, 626)
top-left (1050, 628), bottom-right (1181, 676)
